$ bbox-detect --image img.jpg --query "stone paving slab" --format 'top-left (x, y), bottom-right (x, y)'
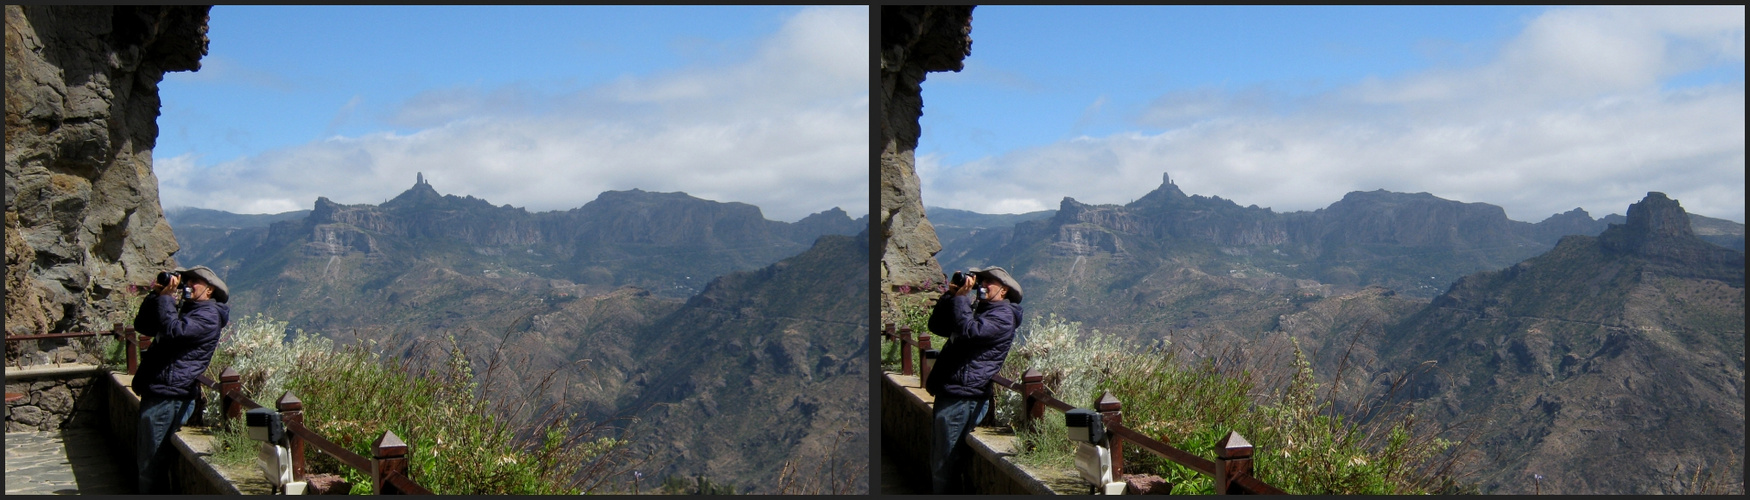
top-left (6, 429), bottom-right (131, 495)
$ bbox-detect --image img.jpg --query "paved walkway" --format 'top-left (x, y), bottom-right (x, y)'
top-left (5, 429), bottom-right (132, 495)
top-left (880, 441), bottom-right (925, 494)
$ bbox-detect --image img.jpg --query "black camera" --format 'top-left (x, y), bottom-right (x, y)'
top-left (948, 271), bottom-right (987, 300)
top-left (156, 270), bottom-right (191, 301)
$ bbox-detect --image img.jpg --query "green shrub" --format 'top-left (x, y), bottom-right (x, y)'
top-left (284, 336), bottom-right (630, 494)
top-left (998, 319), bottom-right (1472, 494)
top-left (203, 314), bottom-right (332, 423)
top-left (996, 314), bottom-right (1127, 427)
top-left (199, 315), bottom-right (634, 495)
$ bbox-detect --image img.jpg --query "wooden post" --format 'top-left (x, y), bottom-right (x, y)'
top-left (190, 389), bottom-right (207, 427)
top-left (982, 384), bottom-right (998, 426)
top-left (277, 392), bottom-right (307, 480)
top-left (883, 323), bottom-right (894, 341)
top-left (1097, 391), bottom-right (1125, 481)
top-left (219, 367), bottom-right (242, 423)
top-left (1213, 431), bottom-right (1254, 494)
top-left (122, 323), bottom-right (138, 375)
top-left (899, 326), bottom-right (914, 376)
top-left (372, 430), bottom-right (409, 494)
top-left (1021, 369), bottom-right (1044, 430)
top-left (918, 334), bottom-right (934, 383)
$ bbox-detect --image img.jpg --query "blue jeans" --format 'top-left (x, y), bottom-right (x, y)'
top-left (137, 395), bottom-right (197, 493)
top-left (931, 394), bottom-right (990, 494)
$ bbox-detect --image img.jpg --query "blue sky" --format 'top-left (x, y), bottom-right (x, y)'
top-left (916, 6), bottom-right (1745, 223)
top-left (156, 5), bottom-right (867, 221)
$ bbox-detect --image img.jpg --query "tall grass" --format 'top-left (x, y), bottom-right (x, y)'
top-left (997, 316), bottom-right (1476, 494)
top-left (200, 316), bottom-right (636, 494)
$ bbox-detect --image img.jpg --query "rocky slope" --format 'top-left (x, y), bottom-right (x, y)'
top-left (173, 177), bottom-right (864, 335)
top-left (1377, 192), bottom-right (1744, 494)
top-left (878, 5), bottom-right (972, 318)
top-left (169, 182), bottom-right (869, 491)
top-left (938, 180), bottom-right (1743, 493)
top-left (618, 231), bottom-right (870, 493)
top-left (950, 174), bottom-right (1742, 301)
top-left (5, 6), bottom-right (208, 335)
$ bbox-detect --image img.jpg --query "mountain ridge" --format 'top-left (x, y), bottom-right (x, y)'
top-left (1380, 192), bottom-right (1743, 494)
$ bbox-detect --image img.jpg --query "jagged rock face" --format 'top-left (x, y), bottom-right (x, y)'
top-left (1597, 192), bottom-right (1745, 286)
top-left (4, 6), bottom-right (209, 335)
top-left (1384, 192), bottom-right (1744, 494)
top-left (1291, 190), bottom-right (1524, 257)
top-left (287, 186), bottom-right (835, 256)
top-left (878, 5), bottom-right (972, 318)
top-left (1528, 208), bottom-right (1610, 244)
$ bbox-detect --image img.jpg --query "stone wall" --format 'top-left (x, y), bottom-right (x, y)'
top-left (5, 364), bottom-right (109, 431)
top-left (877, 6), bottom-right (972, 319)
top-left (5, 6), bottom-right (210, 337)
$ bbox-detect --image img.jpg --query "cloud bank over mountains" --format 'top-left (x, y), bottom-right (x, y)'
top-left (158, 6), bottom-right (867, 222)
top-left (921, 6), bottom-right (1744, 222)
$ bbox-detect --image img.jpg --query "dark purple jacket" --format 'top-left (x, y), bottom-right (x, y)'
top-left (925, 293), bottom-right (1022, 399)
top-left (132, 294), bottom-right (229, 399)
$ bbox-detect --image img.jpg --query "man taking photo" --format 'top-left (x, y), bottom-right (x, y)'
top-left (924, 266), bottom-right (1023, 494)
top-left (131, 265), bottom-right (229, 493)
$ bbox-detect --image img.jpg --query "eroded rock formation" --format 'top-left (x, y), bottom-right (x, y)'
top-left (5, 6), bottom-right (209, 335)
top-left (879, 5), bottom-right (972, 318)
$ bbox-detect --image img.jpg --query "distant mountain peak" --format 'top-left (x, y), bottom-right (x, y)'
top-left (1621, 192), bottom-right (1692, 240)
top-left (1598, 192), bottom-right (1697, 256)
top-left (1594, 192), bottom-right (1743, 286)
top-left (381, 174), bottom-right (444, 209)
top-left (1130, 172), bottom-right (1189, 208)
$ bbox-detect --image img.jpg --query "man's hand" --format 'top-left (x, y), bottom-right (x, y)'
top-left (158, 274), bottom-right (181, 296)
top-left (955, 274), bottom-right (977, 296)
top-left (945, 273), bottom-right (977, 297)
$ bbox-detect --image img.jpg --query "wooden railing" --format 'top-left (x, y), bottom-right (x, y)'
top-left (195, 368), bottom-right (434, 494)
top-left (6, 324), bottom-right (433, 494)
top-left (4, 323), bottom-right (144, 372)
top-left (883, 323), bottom-right (1287, 495)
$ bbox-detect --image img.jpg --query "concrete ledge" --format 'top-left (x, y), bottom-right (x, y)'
top-left (966, 426), bottom-right (1088, 495)
top-left (5, 363), bottom-right (105, 381)
top-left (881, 371), bottom-right (1086, 495)
top-left (106, 372), bottom-right (273, 494)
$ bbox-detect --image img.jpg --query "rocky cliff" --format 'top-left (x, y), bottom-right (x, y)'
top-left (1382, 192), bottom-right (1744, 494)
top-left (168, 179), bottom-right (863, 343)
top-left (878, 5), bottom-right (972, 318)
top-left (5, 6), bottom-right (209, 335)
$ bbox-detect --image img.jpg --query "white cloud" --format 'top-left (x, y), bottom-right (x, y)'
top-left (159, 6), bottom-right (868, 222)
top-left (923, 6), bottom-right (1745, 223)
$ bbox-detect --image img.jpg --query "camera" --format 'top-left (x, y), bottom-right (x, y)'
top-left (948, 271), bottom-right (987, 300)
top-left (156, 270), bottom-right (191, 301)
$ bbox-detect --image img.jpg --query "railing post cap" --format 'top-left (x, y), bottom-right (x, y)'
top-left (1096, 391), bottom-right (1121, 412)
top-left (1215, 430), bottom-right (1254, 459)
top-left (276, 391), bottom-right (303, 411)
top-left (1022, 368), bottom-right (1044, 383)
top-left (899, 325), bottom-right (912, 334)
top-left (374, 430), bottom-right (408, 457)
top-left (219, 366), bottom-right (240, 382)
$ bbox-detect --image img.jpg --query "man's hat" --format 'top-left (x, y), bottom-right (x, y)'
top-left (970, 266), bottom-right (1022, 304)
top-left (176, 265), bottom-right (229, 303)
